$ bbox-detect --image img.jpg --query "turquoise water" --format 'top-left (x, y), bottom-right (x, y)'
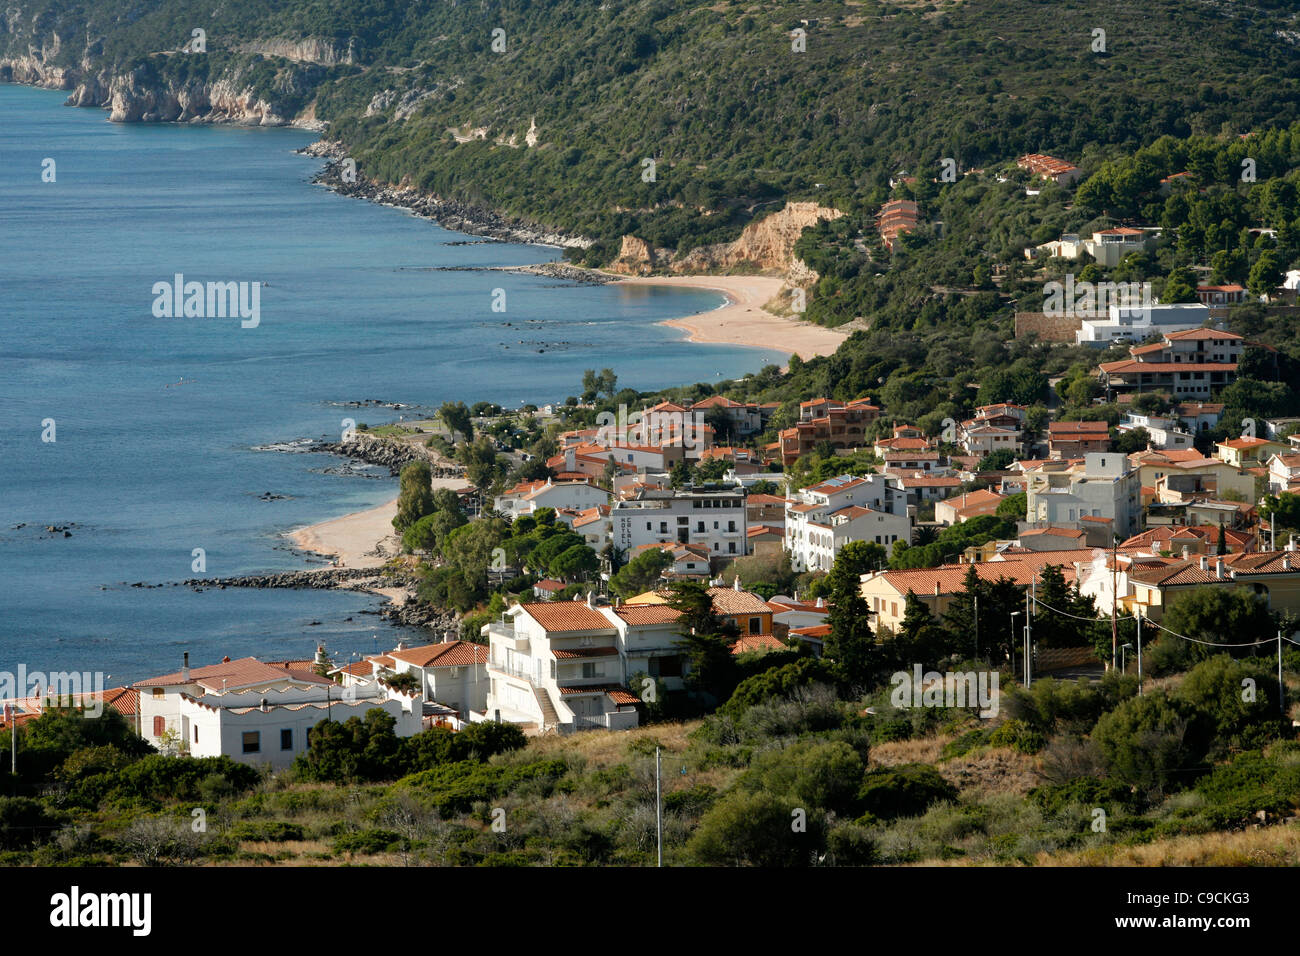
top-left (0, 85), bottom-right (782, 683)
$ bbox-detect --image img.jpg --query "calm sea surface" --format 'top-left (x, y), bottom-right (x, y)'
top-left (0, 85), bottom-right (782, 683)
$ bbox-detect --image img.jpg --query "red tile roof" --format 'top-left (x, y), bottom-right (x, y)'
top-left (388, 641), bottom-right (489, 668)
top-left (518, 602), bottom-right (615, 632)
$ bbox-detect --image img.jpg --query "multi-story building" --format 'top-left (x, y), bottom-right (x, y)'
top-left (1025, 452), bottom-right (1142, 539)
top-left (1048, 420), bottom-right (1111, 457)
top-left (773, 396), bottom-right (880, 466)
top-left (610, 484), bottom-right (748, 562)
top-left (482, 600), bottom-right (641, 733)
top-left (785, 474), bottom-right (910, 570)
top-left (1116, 411), bottom-right (1195, 450)
top-left (1098, 328), bottom-right (1256, 398)
top-left (1075, 302), bottom-right (1213, 346)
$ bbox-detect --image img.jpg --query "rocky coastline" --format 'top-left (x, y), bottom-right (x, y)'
top-left (302, 142), bottom-right (591, 250)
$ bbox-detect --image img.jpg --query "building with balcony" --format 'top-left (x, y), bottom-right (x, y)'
top-left (1025, 452), bottom-right (1142, 539)
top-left (785, 474), bottom-right (910, 570)
top-left (482, 600), bottom-right (641, 734)
top-left (610, 484), bottom-right (748, 563)
top-left (773, 396), bottom-right (880, 467)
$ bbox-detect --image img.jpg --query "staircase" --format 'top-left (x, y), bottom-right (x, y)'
top-left (532, 685), bottom-right (560, 732)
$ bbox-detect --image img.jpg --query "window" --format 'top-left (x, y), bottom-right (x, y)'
top-left (152, 688), bottom-right (164, 699)
top-left (749, 617), bottom-right (761, 635)
top-left (696, 521), bottom-right (705, 532)
top-left (645, 522), bottom-right (651, 531)
top-left (193, 726), bottom-right (198, 743)
top-left (727, 521), bottom-right (736, 532)
top-left (280, 729), bottom-right (293, 751)
top-left (242, 731), bottom-right (260, 754)
top-left (713, 521), bottom-right (719, 530)
top-left (728, 542), bottom-right (736, 553)
top-left (582, 662), bottom-right (598, 678)
top-left (153, 716), bottom-right (165, 737)
top-left (550, 660), bottom-right (556, 679)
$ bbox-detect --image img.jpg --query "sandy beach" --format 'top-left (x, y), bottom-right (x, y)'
top-left (608, 273), bottom-right (848, 360)
top-left (287, 477), bottom-right (472, 573)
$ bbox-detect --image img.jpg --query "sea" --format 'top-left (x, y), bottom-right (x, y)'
top-left (0, 84), bottom-right (783, 685)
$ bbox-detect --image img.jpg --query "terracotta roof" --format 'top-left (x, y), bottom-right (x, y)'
top-left (899, 475), bottom-right (963, 488)
top-left (747, 525), bottom-right (784, 538)
top-left (518, 602), bottom-right (615, 633)
top-left (747, 494), bottom-right (787, 505)
top-left (730, 633), bottom-right (788, 655)
top-left (790, 624), bottom-right (831, 638)
top-left (1100, 360), bottom-right (1238, 374)
top-left (1019, 527), bottom-right (1086, 540)
top-left (1164, 327), bottom-right (1242, 340)
top-left (388, 641), bottom-right (489, 668)
top-left (533, 578), bottom-right (566, 592)
top-left (135, 657), bottom-right (316, 689)
top-left (611, 604), bottom-right (682, 625)
top-left (706, 586), bottom-right (776, 616)
top-left (1049, 420), bottom-right (1110, 434)
top-left (1219, 437), bottom-right (1276, 450)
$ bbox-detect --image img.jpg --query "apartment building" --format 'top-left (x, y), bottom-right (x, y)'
top-left (785, 474), bottom-right (910, 570)
top-left (772, 395), bottom-right (881, 466)
top-left (1025, 452), bottom-right (1141, 539)
top-left (610, 484), bottom-right (748, 561)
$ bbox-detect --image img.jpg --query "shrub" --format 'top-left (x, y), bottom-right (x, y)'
top-left (856, 764), bottom-right (957, 821)
top-left (688, 790), bottom-right (820, 866)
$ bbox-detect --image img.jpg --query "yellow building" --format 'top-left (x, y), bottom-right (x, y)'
top-left (1215, 436), bottom-right (1290, 469)
top-left (1121, 550), bottom-right (1300, 622)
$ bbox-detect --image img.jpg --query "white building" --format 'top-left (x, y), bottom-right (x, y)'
top-left (494, 478), bottom-right (609, 518)
top-left (387, 640), bottom-right (489, 722)
top-left (784, 474), bottom-right (910, 571)
top-left (1025, 452), bottom-right (1142, 538)
top-left (1075, 302), bottom-right (1213, 345)
top-left (1116, 411), bottom-right (1195, 450)
top-left (610, 484), bottom-right (748, 562)
top-left (482, 600), bottom-right (642, 733)
top-left (135, 654), bottom-right (421, 771)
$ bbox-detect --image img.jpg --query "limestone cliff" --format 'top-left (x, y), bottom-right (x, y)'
top-left (608, 202), bottom-right (843, 278)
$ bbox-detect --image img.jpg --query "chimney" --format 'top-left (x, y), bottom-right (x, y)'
top-left (1181, 545), bottom-right (1189, 560)
top-left (734, 576), bottom-right (742, 591)
top-left (815, 597), bottom-right (825, 608)
top-left (934, 582), bottom-right (940, 597)
top-left (586, 590), bottom-right (595, 608)
top-left (181, 652), bottom-right (190, 682)
top-left (1284, 554), bottom-right (1292, 571)
top-left (1216, 557), bottom-right (1224, 578)
top-left (1199, 555), bottom-right (1208, 571)
top-left (260, 697), bottom-right (268, 713)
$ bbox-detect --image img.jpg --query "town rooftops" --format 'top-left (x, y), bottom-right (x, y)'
top-left (1049, 420), bottom-right (1110, 435)
top-left (610, 604), bottom-right (683, 626)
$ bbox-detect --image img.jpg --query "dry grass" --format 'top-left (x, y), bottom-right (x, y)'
top-left (937, 748), bottom-right (1040, 799)
top-left (870, 735), bottom-right (951, 766)
top-left (526, 720), bottom-right (702, 768)
top-left (1033, 824), bottom-right (1300, 867)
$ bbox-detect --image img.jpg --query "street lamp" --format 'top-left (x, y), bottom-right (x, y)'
top-left (1010, 610), bottom-right (1022, 679)
top-left (1121, 642), bottom-right (1133, 674)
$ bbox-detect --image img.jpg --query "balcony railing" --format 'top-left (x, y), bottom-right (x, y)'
top-left (488, 659), bottom-right (538, 683)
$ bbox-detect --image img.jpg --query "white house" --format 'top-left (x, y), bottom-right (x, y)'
top-left (1267, 452), bottom-right (1300, 495)
top-left (135, 654), bottom-right (421, 771)
top-left (482, 600), bottom-right (642, 733)
top-left (387, 640), bottom-right (489, 722)
top-left (1116, 411), bottom-right (1195, 450)
top-left (494, 478), bottom-right (609, 518)
top-left (610, 485), bottom-right (748, 561)
top-left (784, 474), bottom-right (910, 570)
top-left (1075, 302), bottom-right (1213, 345)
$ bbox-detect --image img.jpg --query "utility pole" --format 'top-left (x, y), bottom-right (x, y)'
top-left (1110, 536), bottom-right (1118, 672)
top-left (1279, 630), bottom-right (1286, 718)
top-left (973, 594), bottom-right (979, 663)
top-left (655, 745), bottom-right (663, 867)
top-left (1135, 611), bottom-right (1143, 696)
top-left (1024, 588), bottom-right (1032, 687)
